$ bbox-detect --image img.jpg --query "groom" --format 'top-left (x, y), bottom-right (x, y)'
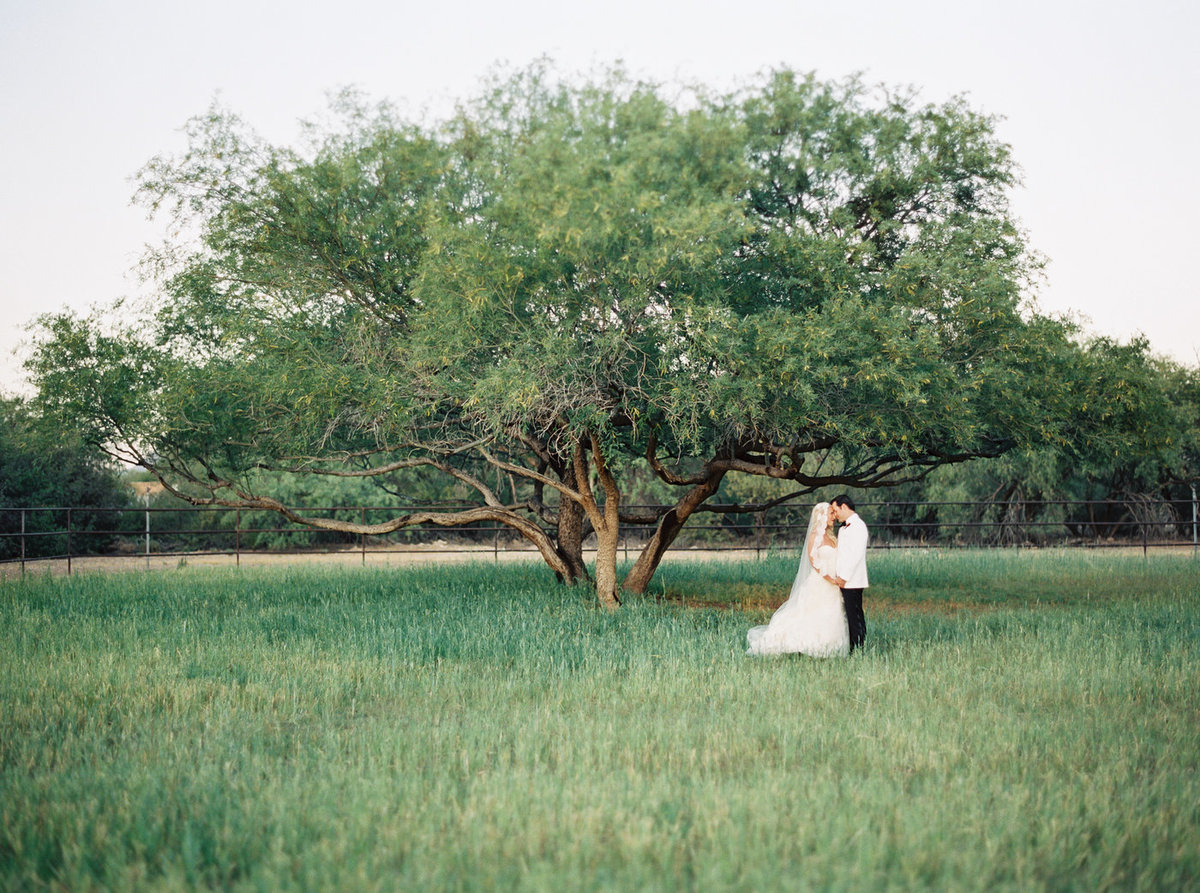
top-left (830, 495), bottom-right (869, 653)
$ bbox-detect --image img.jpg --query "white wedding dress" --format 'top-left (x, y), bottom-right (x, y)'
top-left (746, 542), bottom-right (850, 658)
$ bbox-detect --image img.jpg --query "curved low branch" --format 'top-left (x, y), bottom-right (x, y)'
top-left (276, 454), bottom-right (509, 508)
top-left (618, 506), bottom-right (669, 525)
top-left (134, 450), bottom-right (574, 579)
top-left (694, 488), bottom-right (816, 514)
top-left (646, 430), bottom-right (709, 486)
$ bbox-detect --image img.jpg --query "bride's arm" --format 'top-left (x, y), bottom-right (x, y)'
top-left (805, 526), bottom-right (822, 571)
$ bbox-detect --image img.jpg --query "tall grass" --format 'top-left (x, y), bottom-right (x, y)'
top-left (1, 552), bottom-right (1197, 891)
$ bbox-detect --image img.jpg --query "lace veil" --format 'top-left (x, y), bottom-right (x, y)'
top-left (790, 502), bottom-right (831, 594)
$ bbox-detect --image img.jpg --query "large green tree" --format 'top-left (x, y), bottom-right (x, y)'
top-left (28, 65), bottom-right (1160, 605)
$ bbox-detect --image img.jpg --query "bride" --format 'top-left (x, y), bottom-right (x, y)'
top-left (746, 502), bottom-right (850, 657)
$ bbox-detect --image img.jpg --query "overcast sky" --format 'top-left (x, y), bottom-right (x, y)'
top-left (2, 0), bottom-right (1197, 396)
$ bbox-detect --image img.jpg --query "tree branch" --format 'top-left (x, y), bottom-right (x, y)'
top-left (645, 429), bottom-right (708, 485)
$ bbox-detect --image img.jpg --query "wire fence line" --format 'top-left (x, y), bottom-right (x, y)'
top-left (1, 496), bottom-right (1198, 575)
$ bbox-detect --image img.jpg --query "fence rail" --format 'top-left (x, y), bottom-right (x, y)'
top-left (2, 496), bottom-right (1198, 575)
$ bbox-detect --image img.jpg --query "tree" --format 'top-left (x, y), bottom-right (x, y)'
top-left (28, 64), bottom-right (1160, 606)
top-left (913, 340), bottom-right (1200, 542)
top-left (0, 397), bottom-right (133, 559)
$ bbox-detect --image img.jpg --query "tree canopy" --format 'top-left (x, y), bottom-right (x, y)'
top-left (28, 64), bottom-right (1177, 605)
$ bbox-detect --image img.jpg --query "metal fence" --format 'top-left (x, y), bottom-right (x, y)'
top-left (2, 495), bottom-right (1198, 575)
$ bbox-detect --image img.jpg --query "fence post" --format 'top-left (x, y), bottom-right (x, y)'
top-left (236, 508), bottom-right (241, 568)
top-left (145, 499), bottom-right (151, 569)
top-left (66, 508), bottom-right (72, 576)
top-left (361, 508), bottom-right (367, 565)
top-left (20, 509), bottom-right (26, 576)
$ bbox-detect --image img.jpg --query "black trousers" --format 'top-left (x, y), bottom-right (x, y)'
top-left (841, 588), bottom-right (866, 653)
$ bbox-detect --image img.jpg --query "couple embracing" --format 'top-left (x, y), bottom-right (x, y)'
top-left (746, 495), bottom-right (868, 658)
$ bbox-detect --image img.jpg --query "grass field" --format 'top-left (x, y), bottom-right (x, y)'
top-left (2, 550), bottom-right (1197, 891)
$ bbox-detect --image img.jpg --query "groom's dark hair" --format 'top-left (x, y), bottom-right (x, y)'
top-left (832, 494), bottom-right (855, 511)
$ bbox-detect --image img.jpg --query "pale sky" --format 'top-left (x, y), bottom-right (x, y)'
top-left (2, 0), bottom-right (1197, 397)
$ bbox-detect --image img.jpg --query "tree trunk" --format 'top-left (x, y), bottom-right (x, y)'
top-left (624, 470), bottom-right (725, 595)
top-left (571, 433), bottom-right (622, 610)
top-left (554, 496), bottom-right (590, 585)
top-left (592, 520), bottom-right (622, 609)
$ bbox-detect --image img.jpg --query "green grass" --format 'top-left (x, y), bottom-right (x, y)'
top-left (1, 552), bottom-right (1198, 891)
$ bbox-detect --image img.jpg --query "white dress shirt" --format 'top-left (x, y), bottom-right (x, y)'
top-left (837, 512), bottom-right (870, 589)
